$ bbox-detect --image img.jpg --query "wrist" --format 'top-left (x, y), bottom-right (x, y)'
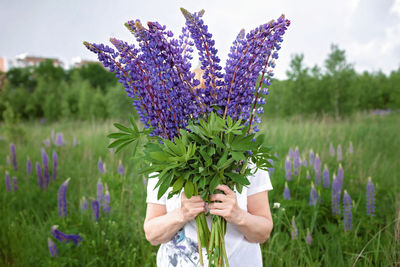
top-left (234, 208), bottom-right (248, 226)
top-left (177, 207), bottom-right (188, 224)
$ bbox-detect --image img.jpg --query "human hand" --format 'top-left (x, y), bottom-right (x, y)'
top-left (179, 193), bottom-right (206, 223)
top-left (209, 185), bottom-right (244, 225)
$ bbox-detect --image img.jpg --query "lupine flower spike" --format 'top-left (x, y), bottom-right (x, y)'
top-left (98, 158), bottom-right (105, 174)
top-left (26, 157), bottom-right (32, 175)
top-left (10, 143), bottom-right (17, 171)
top-left (118, 160), bottom-right (124, 175)
top-left (92, 199), bottom-right (100, 221)
top-left (50, 225), bottom-right (83, 245)
top-left (322, 164), bottom-right (330, 188)
top-left (329, 143), bottom-right (335, 157)
top-left (343, 190), bottom-right (352, 231)
top-left (289, 148), bottom-right (294, 159)
top-left (42, 148), bottom-right (50, 188)
top-left (285, 156), bottom-right (292, 181)
top-left (283, 181), bottom-right (290, 200)
top-left (80, 196), bottom-right (89, 212)
top-left (267, 158), bottom-right (274, 173)
top-left (302, 158), bottom-right (307, 167)
top-left (291, 216), bottom-right (298, 240)
top-left (97, 179), bottom-right (103, 205)
top-left (293, 147), bottom-right (300, 176)
top-left (337, 163), bottom-right (344, 191)
top-left (309, 182), bottom-right (318, 206)
top-left (36, 162), bottom-right (43, 189)
top-left (12, 176), bottom-right (17, 191)
top-left (52, 150), bottom-right (58, 181)
top-left (331, 174), bottom-right (341, 216)
top-left (306, 170), bottom-right (311, 180)
top-left (104, 184), bottom-right (110, 213)
top-left (58, 178), bottom-right (71, 218)
top-left (55, 133), bottom-right (64, 146)
top-left (48, 238), bottom-right (58, 257)
top-left (306, 228), bottom-right (312, 245)
top-left (309, 149), bottom-right (314, 166)
top-left (314, 154), bottom-right (321, 186)
top-left (337, 144), bottom-right (343, 162)
top-left (5, 171), bottom-right (11, 192)
top-left (348, 141), bottom-right (354, 154)
top-left (366, 177), bottom-right (375, 217)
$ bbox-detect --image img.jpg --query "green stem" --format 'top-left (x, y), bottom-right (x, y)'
top-left (195, 216), bottom-right (204, 267)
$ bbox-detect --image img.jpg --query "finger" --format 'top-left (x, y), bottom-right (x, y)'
top-left (209, 194), bottom-right (227, 202)
top-left (216, 184), bottom-right (234, 196)
top-left (208, 202), bottom-right (226, 210)
top-left (192, 207), bottom-right (206, 216)
top-left (209, 208), bottom-right (226, 217)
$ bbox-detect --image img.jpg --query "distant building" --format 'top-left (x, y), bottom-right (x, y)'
top-left (9, 53), bottom-right (63, 69)
top-left (71, 57), bottom-right (102, 68)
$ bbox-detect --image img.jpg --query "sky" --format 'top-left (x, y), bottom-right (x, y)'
top-left (1, 0), bottom-right (400, 79)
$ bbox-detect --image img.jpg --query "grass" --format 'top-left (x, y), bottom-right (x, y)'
top-left (0, 112), bottom-right (399, 266)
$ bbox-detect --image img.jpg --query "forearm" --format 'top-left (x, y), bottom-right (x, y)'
top-left (144, 208), bottom-right (186, 246)
top-left (236, 209), bottom-right (273, 243)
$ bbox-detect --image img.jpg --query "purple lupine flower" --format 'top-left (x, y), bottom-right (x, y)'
top-left (58, 178), bottom-right (70, 218)
top-left (98, 158), bottom-right (105, 174)
top-left (6, 155), bottom-right (11, 166)
top-left (118, 160), bottom-right (124, 175)
top-left (309, 149), bottom-right (314, 166)
top-left (285, 156), bottom-right (292, 181)
top-left (52, 150), bottom-right (57, 181)
top-left (331, 174), bottom-right (341, 216)
top-left (293, 147), bottom-right (300, 176)
top-left (97, 179), bottom-right (103, 205)
top-left (48, 238), bottom-right (58, 257)
top-left (103, 184), bottom-right (110, 213)
top-left (55, 133), bottom-right (64, 146)
top-left (337, 144), bottom-right (342, 162)
top-left (42, 148), bottom-right (50, 188)
top-left (43, 139), bottom-right (50, 147)
top-left (92, 199), bottom-right (100, 221)
top-left (348, 141), bottom-right (354, 154)
top-left (302, 158), bottom-right (307, 167)
top-left (50, 225), bottom-right (83, 245)
top-left (291, 216), bottom-right (298, 240)
top-left (309, 182), bottom-right (318, 206)
top-left (283, 182), bottom-right (290, 200)
top-left (366, 177), bottom-right (375, 216)
top-left (322, 164), bottom-right (330, 188)
top-left (80, 197), bottom-right (89, 212)
top-left (5, 171), bottom-right (11, 192)
top-left (12, 176), bottom-right (17, 191)
top-left (306, 170), bottom-right (311, 180)
top-left (288, 148), bottom-right (294, 159)
top-left (36, 162), bottom-right (43, 189)
top-left (314, 154), bottom-right (321, 186)
top-left (10, 143), bottom-right (17, 171)
top-left (329, 143), bottom-right (335, 157)
top-left (26, 157), bottom-right (32, 175)
top-left (306, 229), bottom-right (312, 245)
top-left (337, 163), bottom-right (344, 191)
top-left (343, 190), bottom-right (352, 231)
top-left (267, 158), bottom-right (274, 173)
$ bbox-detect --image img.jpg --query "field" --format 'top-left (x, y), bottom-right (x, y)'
top-left (1, 112), bottom-right (399, 266)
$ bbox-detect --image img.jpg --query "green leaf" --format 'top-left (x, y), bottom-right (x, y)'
top-left (114, 123), bottom-right (135, 134)
top-left (107, 132), bottom-right (130, 139)
top-left (129, 115), bottom-right (139, 132)
top-left (157, 172), bottom-right (173, 200)
top-left (231, 151), bottom-right (245, 161)
top-left (211, 136), bottom-right (225, 149)
top-left (108, 137), bottom-right (134, 148)
top-left (172, 177), bottom-right (185, 192)
top-left (115, 139), bottom-right (135, 153)
top-left (209, 175), bottom-right (220, 194)
top-left (225, 172), bottom-right (250, 186)
top-left (184, 180), bottom-right (194, 198)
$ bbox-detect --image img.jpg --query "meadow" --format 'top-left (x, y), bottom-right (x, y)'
top-left (1, 111), bottom-right (399, 266)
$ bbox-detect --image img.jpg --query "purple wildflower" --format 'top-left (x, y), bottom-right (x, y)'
top-left (293, 147), bottom-right (300, 176)
top-left (48, 238), bottom-right (58, 257)
top-left (26, 157), bottom-right (32, 175)
top-left (337, 144), bottom-right (342, 162)
top-left (36, 162), bottom-right (43, 189)
top-left (10, 143), bottom-right (17, 171)
top-left (92, 199), bottom-right (100, 221)
top-left (309, 182), bottom-right (318, 206)
top-left (80, 197), bottom-right (89, 212)
top-left (291, 216), bottom-right (298, 240)
top-left (55, 133), bottom-right (64, 146)
top-left (309, 149), bottom-right (314, 166)
top-left (97, 179), bottom-right (103, 204)
top-left (267, 158), bottom-right (274, 173)
top-left (322, 164), bottom-right (330, 188)
top-left (306, 229), bottom-right (312, 245)
top-left (331, 174), bottom-right (341, 216)
top-left (58, 178), bottom-right (70, 218)
top-left (98, 158), bottom-right (105, 174)
top-left (285, 156), bottom-right (292, 181)
top-left (42, 148), bottom-right (50, 188)
top-left (288, 148), bottom-right (294, 159)
top-left (306, 170), bottom-right (311, 180)
top-left (329, 143), bottom-right (335, 157)
top-left (348, 141), bottom-right (354, 154)
top-left (337, 163), bottom-right (344, 191)
top-left (52, 150), bottom-right (57, 181)
top-left (343, 190), bottom-right (352, 231)
top-left (103, 184), bottom-right (110, 213)
top-left (43, 139), bottom-right (50, 147)
top-left (366, 177), bottom-right (375, 216)
top-left (5, 171), bottom-right (11, 192)
top-left (283, 182), bottom-right (290, 200)
top-left (50, 225), bottom-right (83, 245)
top-left (118, 160), bottom-right (124, 175)
top-left (302, 158), bottom-right (307, 167)
top-left (314, 154), bottom-right (321, 186)
top-left (12, 176), bottom-right (17, 191)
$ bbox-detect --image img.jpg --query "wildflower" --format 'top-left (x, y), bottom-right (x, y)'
top-left (48, 238), bottom-right (58, 257)
top-left (58, 178), bottom-right (70, 218)
top-left (343, 190), bottom-right (352, 231)
top-left (288, 148), bottom-right (294, 159)
top-left (12, 176), bottom-right (17, 191)
top-left (52, 150), bottom-right (58, 181)
top-left (348, 141), bottom-right (354, 154)
top-left (118, 160), bottom-right (124, 175)
top-left (43, 139), bottom-right (51, 147)
top-left (314, 154), bottom-right (321, 186)
top-left (329, 143), bottom-right (335, 157)
top-left (26, 157), bottom-right (32, 176)
top-left (42, 148), bottom-right (50, 188)
top-left (36, 162), bottom-right (43, 189)
top-left (302, 158), bottom-right (307, 167)
top-left (309, 149), bottom-right (314, 166)
top-left (267, 158), bottom-right (274, 173)
top-left (97, 179), bottom-right (103, 204)
top-left (5, 171), bottom-right (11, 192)
top-left (337, 163), bottom-right (344, 191)
top-left (366, 177), bottom-right (375, 217)
top-left (50, 225), bottom-right (83, 245)
top-left (104, 184), bottom-right (110, 213)
top-left (98, 158), bottom-right (105, 174)
top-left (55, 133), bottom-right (64, 146)
top-left (92, 199), bottom-right (100, 221)
top-left (331, 174), bottom-right (341, 216)
top-left (291, 216), bottom-right (298, 240)
top-left (337, 144), bottom-right (342, 162)
top-left (306, 228), bottom-right (312, 245)
top-left (80, 196), bottom-right (89, 212)
top-left (322, 164), bottom-right (330, 188)
top-left (283, 182), bottom-right (290, 200)
top-left (293, 147), bottom-right (300, 176)
top-left (273, 202), bottom-right (280, 209)
top-left (309, 182), bottom-right (318, 206)
top-left (285, 156), bottom-right (292, 181)
top-left (10, 143), bottom-right (17, 171)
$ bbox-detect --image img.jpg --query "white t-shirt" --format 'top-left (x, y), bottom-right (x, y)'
top-left (146, 165), bottom-right (273, 267)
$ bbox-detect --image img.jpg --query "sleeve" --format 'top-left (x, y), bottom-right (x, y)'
top-left (247, 166), bottom-right (273, 196)
top-left (146, 173), bottom-right (167, 205)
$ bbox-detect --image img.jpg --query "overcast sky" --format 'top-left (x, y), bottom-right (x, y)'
top-left (1, 0), bottom-right (400, 79)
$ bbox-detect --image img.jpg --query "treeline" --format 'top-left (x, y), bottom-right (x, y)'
top-left (1, 44), bottom-right (399, 122)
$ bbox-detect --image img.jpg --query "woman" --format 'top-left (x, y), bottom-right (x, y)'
top-left (144, 164), bottom-right (273, 267)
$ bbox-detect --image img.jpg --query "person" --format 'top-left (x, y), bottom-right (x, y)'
top-left (143, 164), bottom-right (273, 267)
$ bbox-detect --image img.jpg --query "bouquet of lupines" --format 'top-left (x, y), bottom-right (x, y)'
top-left (84, 8), bottom-right (290, 267)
